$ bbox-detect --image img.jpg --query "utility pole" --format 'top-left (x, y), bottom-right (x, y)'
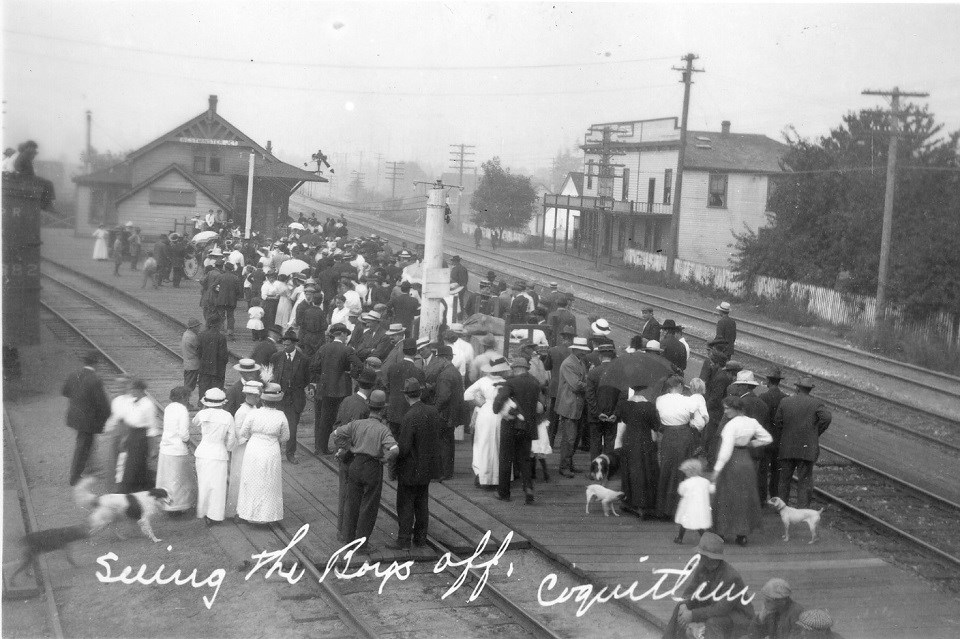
top-left (449, 143), bottom-right (475, 228)
top-left (85, 110), bottom-right (92, 174)
top-left (666, 53), bottom-right (704, 274)
top-left (385, 161), bottom-right (405, 199)
top-left (244, 151), bottom-right (255, 238)
top-left (414, 179), bottom-right (464, 342)
top-left (581, 125), bottom-right (627, 268)
top-left (374, 152), bottom-right (384, 191)
top-left (862, 86), bottom-right (929, 323)
top-left (349, 170), bottom-right (365, 201)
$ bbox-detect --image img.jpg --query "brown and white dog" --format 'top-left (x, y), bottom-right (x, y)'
top-left (588, 453), bottom-right (620, 485)
top-left (768, 497), bottom-right (823, 544)
top-left (75, 477), bottom-right (171, 543)
top-left (585, 484), bottom-right (625, 517)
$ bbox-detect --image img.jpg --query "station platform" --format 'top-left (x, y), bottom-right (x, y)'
top-left (34, 228), bottom-right (960, 638)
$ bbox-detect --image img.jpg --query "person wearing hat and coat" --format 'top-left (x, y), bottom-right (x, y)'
top-left (555, 337), bottom-right (591, 477)
top-left (197, 315), bottom-right (229, 398)
top-left (215, 262), bottom-right (243, 340)
top-left (660, 320), bottom-right (688, 372)
top-left (295, 288), bottom-right (327, 359)
top-left (758, 367), bottom-right (789, 500)
top-left (714, 302), bottom-right (737, 358)
top-left (250, 324), bottom-right (281, 368)
top-left (509, 282), bottom-right (535, 325)
top-left (584, 343), bottom-right (619, 462)
top-left (387, 281), bottom-right (421, 337)
top-left (270, 330), bottom-right (311, 464)
top-left (492, 357), bottom-right (541, 504)
top-left (193, 388), bottom-right (237, 525)
top-left (333, 370), bottom-right (376, 540)
top-left (181, 318), bottom-right (203, 402)
top-left (224, 359), bottom-right (262, 416)
top-left (449, 255), bottom-right (468, 289)
top-left (62, 351), bottom-right (112, 486)
top-left (747, 578), bottom-right (804, 639)
top-left (427, 344), bottom-right (464, 481)
top-left (387, 379), bottom-right (442, 550)
top-left (662, 532), bottom-right (754, 639)
top-left (546, 296), bottom-right (577, 345)
top-left (334, 390), bottom-right (399, 553)
top-left (639, 307), bottom-right (661, 345)
top-left (310, 323), bottom-right (364, 455)
top-left (384, 338), bottom-right (426, 437)
top-left (543, 327), bottom-right (574, 446)
top-left (774, 378), bottom-right (832, 508)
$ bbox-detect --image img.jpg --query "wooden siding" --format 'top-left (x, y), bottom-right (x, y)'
top-left (116, 170), bottom-right (221, 237)
top-left (129, 141), bottom-right (238, 206)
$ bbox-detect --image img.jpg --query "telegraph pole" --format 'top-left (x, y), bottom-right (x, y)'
top-left (374, 152), bottom-right (384, 191)
top-left (386, 161), bottom-right (405, 199)
top-left (85, 110), bottom-right (92, 174)
top-left (349, 170), bottom-right (365, 201)
top-left (449, 143), bottom-right (475, 228)
top-left (666, 53), bottom-right (704, 273)
top-left (581, 125), bottom-right (626, 268)
top-left (415, 179), bottom-right (464, 342)
top-left (862, 86), bottom-right (929, 323)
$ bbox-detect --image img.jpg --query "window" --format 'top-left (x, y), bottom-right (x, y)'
top-left (663, 169), bottom-right (673, 205)
top-left (586, 161), bottom-right (594, 189)
top-left (621, 168), bottom-right (630, 200)
top-left (149, 188), bottom-right (197, 207)
top-left (708, 173), bottom-right (728, 208)
top-left (208, 156), bottom-right (222, 174)
top-left (193, 156), bottom-right (206, 173)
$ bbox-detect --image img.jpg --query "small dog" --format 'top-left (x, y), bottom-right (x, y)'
top-left (585, 484), bottom-right (625, 517)
top-left (75, 477), bottom-right (171, 543)
top-left (8, 525), bottom-right (90, 583)
top-left (768, 497), bottom-right (823, 544)
top-left (588, 453), bottom-right (620, 484)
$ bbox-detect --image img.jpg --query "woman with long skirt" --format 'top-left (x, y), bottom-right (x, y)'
top-left (193, 388), bottom-right (237, 525)
top-left (156, 386), bottom-right (196, 514)
top-left (92, 225), bottom-right (110, 260)
top-left (226, 381), bottom-right (261, 520)
top-left (118, 378), bottom-right (160, 493)
top-left (463, 358), bottom-right (511, 488)
top-left (236, 383), bottom-right (289, 524)
top-left (614, 384), bottom-right (661, 519)
top-left (274, 275), bottom-right (295, 329)
top-left (655, 375), bottom-right (708, 520)
top-left (711, 396), bottom-right (773, 546)
top-left (260, 269), bottom-right (284, 330)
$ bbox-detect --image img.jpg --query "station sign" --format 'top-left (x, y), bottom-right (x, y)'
top-left (177, 137), bottom-right (241, 146)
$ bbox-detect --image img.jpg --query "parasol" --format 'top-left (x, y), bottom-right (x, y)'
top-left (278, 258), bottom-right (310, 276)
top-left (598, 351), bottom-right (674, 399)
top-left (288, 222), bottom-right (305, 230)
top-left (191, 231), bottom-right (218, 244)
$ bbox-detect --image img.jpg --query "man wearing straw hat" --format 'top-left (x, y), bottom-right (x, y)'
top-left (714, 302), bottom-right (737, 357)
top-left (555, 337), bottom-right (591, 478)
top-left (225, 358), bottom-right (261, 415)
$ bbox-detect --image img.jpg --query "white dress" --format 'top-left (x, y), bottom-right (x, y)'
top-left (193, 408), bottom-right (237, 521)
top-left (275, 282), bottom-right (295, 328)
top-left (674, 476), bottom-right (714, 530)
top-left (156, 402), bottom-right (196, 511)
top-left (464, 375), bottom-right (505, 485)
top-left (247, 306), bottom-right (265, 331)
top-left (226, 401), bottom-right (257, 518)
top-left (237, 407), bottom-right (289, 523)
top-left (92, 229), bottom-right (110, 260)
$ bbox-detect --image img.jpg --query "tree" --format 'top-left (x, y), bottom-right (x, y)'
top-left (733, 105), bottom-right (960, 317)
top-left (549, 146), bottom-right (583, 192)
top-left (80, 147), bottom-right (129, 173)
top-left (470, 157), bottom-right (537, 239)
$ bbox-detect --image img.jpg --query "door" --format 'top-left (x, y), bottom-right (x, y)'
top-left (647, 178), bottom-right (656, 212)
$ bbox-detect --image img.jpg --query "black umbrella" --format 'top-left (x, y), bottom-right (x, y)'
top-left (599, 351), bottom-right (675, 399)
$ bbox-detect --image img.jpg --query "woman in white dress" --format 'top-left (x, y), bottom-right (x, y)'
top-left (92, 225), bottom-right (110, 260)
top-left (274, 275), bottom-right (295, 329)
top-left (237, 383), bottom-right (289, 524)
top-left (156, 386), bottom-right (196, 514)
top-left (463, 358), bottom-right (511, 488)
top-left (226, 381), bottom-right (262, 520)
top-left (193, 388), bottom-right (237, 525)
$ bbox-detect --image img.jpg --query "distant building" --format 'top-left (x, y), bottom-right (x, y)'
top-left (73, 95), bottom-right (325, 237)
top-left (542, 117), bottom-right (787, 267)
top-left (34, 160), bottom-right (77, 204)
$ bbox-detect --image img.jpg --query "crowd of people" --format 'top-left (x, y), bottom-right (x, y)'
top-left (64, 214), bottom-right (839, 638)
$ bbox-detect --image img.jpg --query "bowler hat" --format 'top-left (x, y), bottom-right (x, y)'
top-left (402, 337), bottom-right (419, 352)
top-left (766, 366), bottom-right (784, 380)
top-left (696, 532), bottom-right (724, 559)
top-left (329, 323), bottom-right (350, 335)
top-left (661, 319), bottom-right (683, 331)
top-left (281, 329), bottom-right (299, 342)
top-left (796, 376), bottom-right (816, 389)
top-left (268, 324), bottom-right (283, 336)
top-left (435, 344), bottom-right (453, 358)
top-left (358, 369), bottom-right (378, 387)
top-left (402, 378), bottom-right (423, 394)
top-left (368, 390), bottom-right (387, 409)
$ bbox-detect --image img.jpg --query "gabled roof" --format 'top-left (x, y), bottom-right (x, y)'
top-left (115, 163), bottom-right (232, 211)
top-left (236, 156), bottom-right (327, 182)
top-left (73, 160), bottom-right (132, 186)
top-left (126, 107), bottom-right (272, 163)
top-left (684, 131), bottom-right (788, 174)
top-left (567, 171), bottom-right (584, 194)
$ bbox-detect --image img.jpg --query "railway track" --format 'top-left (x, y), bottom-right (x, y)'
top-left (38, 264), bottom-right (654, 637)
top-left (296, 196), bottom-right (960, 452)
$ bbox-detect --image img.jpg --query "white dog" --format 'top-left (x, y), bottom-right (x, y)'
top-left (585, 484), bottom-right (625, 517)
top-left (75, 477), bottom-right (171, 543)
top-left (768, 497), bottom-right (823, 544)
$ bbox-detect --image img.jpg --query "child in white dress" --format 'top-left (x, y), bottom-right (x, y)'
top-left (674, 458), bottom-right (714, 544)
top-left (247, 297), bottom-right (265, 341)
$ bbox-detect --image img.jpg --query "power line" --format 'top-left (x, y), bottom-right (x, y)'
top-left (385, 161), bottom-right (406, 199)
top-left (4, 30), bottom-right (679, 71)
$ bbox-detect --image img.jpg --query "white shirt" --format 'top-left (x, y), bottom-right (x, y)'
top-left (510, 328), bottom-right (549, 347)
top-left (656, 393), bottom-right (709, 431)
top-left (118, 396), bottom-right (161, 437)
top-left (713, 415), bottom-right (773, 475)
top-left (228, 250), bottom-right (245, 270)
top-left (451, 338), bottom-right (475, 377)
top-left (105, 394), bottom-right (135, 433)
top-left (260, 279), bottom-right (286, 299)
top-left (160, 402), bottom-right (191, 456)
top-left (343, 289), bottom-right (362, 316)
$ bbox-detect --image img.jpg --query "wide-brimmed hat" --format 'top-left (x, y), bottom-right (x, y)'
top-left (509, 357), bottom-right (530, 370)
top-left (796, 376), bottom-right (816, 389)
top-left (242, 380), bottom-right (264, 395)
top-left (766, 366), bottom-right (784, 381)
top-left (482, 358), bottom-right (511, 375)
top-left (329, 323), bottom-right (351, 335)
top-left (696, 532), bottom-right (724, 559)
top-left (201, 388), bottom-right (227, 407)
top-left (187, 317), bottom-right (201, 330)
top-left (723, 359), bottom-right (743, 372)
top-left (385, 323), bottom-right (406, 336)
top-left (716, 301), bottom-right (731, 313)
top-left (281, 329), bottom-right (298, 342)
top-left (569, 337), bottom-right (591, 351)
top-left (449, 282), bottom-right (464, 295)
top-left (368, 389), bottom-right (387, 409)
top-left (591, 319), bottom-right (611, 335)
top-left (402, 378), bottom-right (423, 395)
top-left (642, 340), bottom-right (663, 353)
top-left (734, 370), bottom-right (760, 386)
top-left (261, 383), bottom-right (284, 401)
top-left (233, 358), bottom-right (260, 373)
top-left (661, 319), bottom-right (683, 331)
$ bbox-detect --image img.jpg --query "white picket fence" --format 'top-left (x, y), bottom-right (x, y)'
top-left (461, 222), bottom-right (535, 245)
top-left (624, 248), bottom-right (960, 346)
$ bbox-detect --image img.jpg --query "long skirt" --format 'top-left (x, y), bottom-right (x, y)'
top-left (621, 440), bottom-right (659, 513)
top-left (119, 428), bottom-right (152, 493)
top-left (225, 442), bottom-right (247, 518)
top-left (237, 436), bottom-right (284, 523)
top-left (471, 404), bottom-right (501, 485)
top-left (93, 238), bottom-right (109, 260)
top-left (262, 298), bottom-right (279, 331)
top-left (714, 447), bottom-right (763, 538)
top-left (275, 295), bottom-right (293, 329)
top-left (657, 425), bottom-right (700, 518)
top-left (156, 453), bottom-right (197, 512)
top-left (196, 457), bottom-right (228, 521)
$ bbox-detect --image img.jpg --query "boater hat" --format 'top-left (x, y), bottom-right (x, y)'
top-left (233, 358), bottom-right (261, 373)
top-left (201, 388), bottom-right (227, 407)
top-left (569, 337), bottom-right (591, 351)
top-left (642, 340), bottom-right (663, 353)
top-left (449, 282), bottom-right (464, 295)
top-left (242, 380), bottom-right (264, 395)
top-left (260, 383), bottom-right (284, 401)
top-left (385, 323), bottom-right (406, 336)
top-left (591, 319), bottom-right (612, 335)
top-left (716, 301), bottom-right (731, 313)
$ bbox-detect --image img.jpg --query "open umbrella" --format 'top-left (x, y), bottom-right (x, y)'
top-left (278, 258), bottom-right (310, 276)
top-left (191, 230), bottom-right (218, 244)
top-left (598, 351), bottom-right (675, 399)
top-left (288, 222), bottom-right (305, 231)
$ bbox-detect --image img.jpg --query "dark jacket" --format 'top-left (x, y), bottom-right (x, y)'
top-left (310, 339), bottom-right (362, 398)
top-left (215, 270), bottom-right (242, 307)
top-left (660, 334), bottom-right (688, 372)
top-left (584, 360), bottom-right (614, 422)
top-left (153, 238), bottom-right (170, 266)
top-left (250, 338), bottom-right (279, 368)
top-left (431, 361), bottom-right (464, 429)
top-left (546, 309), bottom-right (577, 344)
top-left (716, 315), bottom-right (737, 354)
top-left (492, 372), bottom-right (541, 439)
top-left (335, 392), bottom-right (371, 428)
top-left (389, 294), bottom-right (420, 330)
top-left (450, 264), bottom-right (468, 288)
top-left (395, 401), bottom-right (442, 485)
top-left (543, 344), bottom-right (570, 398)
top-left (198, 327), bottom-right (229, 377)
top-left (683, 560), bottom-right (754, 625)
top-left (759, 386), bottom-right (789, 443)
top-left (640, 317), bottom-right (661, 344)
top-left (270, 348), bottom-right (311, 414)
top-left (61, 367), bottom-right (111, 434)
top-left (385, 358), bottom-right (425, 423)
top-left (775, 393), bottom-right (832, 461)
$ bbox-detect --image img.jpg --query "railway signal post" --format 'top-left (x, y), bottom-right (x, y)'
top-left (416, 179), bottom-right (463, 341)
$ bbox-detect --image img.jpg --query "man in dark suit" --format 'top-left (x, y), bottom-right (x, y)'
top-left (758, 367), bottom-right (789, 501)
top-left (540, 282), bottom-right (562, 315)
top-left (224, 358), bottom-right (262, 415)
top-left (215, 262), bottom-right (243, 340)
top-left (584, 344), bottom-right (618, 462)
top-left (427, 345), bottom-right (464, 481)
top-left (153, 234), bottom-right (171, 287)
top-left (310, 323), bottom-right (363, 455)
top-left (774, 377), bottom-right (832, 508)
top-left (639, 307), bottom-right (661, 345)
top-left (384, 338), bottom-right (425, 436)
top-left (386, 379), bottom-right (442, 550)
top-left (659, 320), bottom-right (688, 373)
top-left (449, 255), bottom-right (468, 289)
top-left (546, 297), bottom-right (577, 345)
top-left (492, 358), bottom-right (541, 504)
top-left (387, 282), bottom-right (420, 337)
top-left (198, 315), bottom-right (229, 397)
top-left (509, 282), bottom-right (534, 325)
top-left (250, 324), bottom-right (281, 368)
top-left (62, 351), bottom-right (111, 485)
top-left (714, 302), bottom-right (737, 357)
top-left (295, 289), bottom-right (327, 360)
top-left (271, 330), bottom-right (311, 464)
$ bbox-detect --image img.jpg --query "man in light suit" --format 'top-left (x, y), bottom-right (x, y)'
top-left (270, 330), bottom-right (311, 464)
top-left (62, 351), bottom-right (112, 485)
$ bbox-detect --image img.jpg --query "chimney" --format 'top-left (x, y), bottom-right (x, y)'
top-left (208, 95), bottom-right (218, 116)
top-left (266, 140), bottom-right (273, 154)
top-left (721, 120), bottom-right (731, 135)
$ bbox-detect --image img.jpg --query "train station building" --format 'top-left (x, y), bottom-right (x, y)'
top-left (72, 95), bottom-right (326, 238)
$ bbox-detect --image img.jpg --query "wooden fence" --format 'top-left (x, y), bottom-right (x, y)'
top-left (623, 247), bottom-right (960, 346)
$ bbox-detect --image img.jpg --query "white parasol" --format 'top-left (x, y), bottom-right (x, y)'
top-left (278, 258), bottom-right (310, 276)
top-left (288, 222), bottom-right (305, 231)
top-left (191, 231), bottom-right (219, 244)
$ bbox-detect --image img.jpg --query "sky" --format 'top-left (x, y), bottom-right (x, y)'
top-left (4, 1), bottom-right (960, 192)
